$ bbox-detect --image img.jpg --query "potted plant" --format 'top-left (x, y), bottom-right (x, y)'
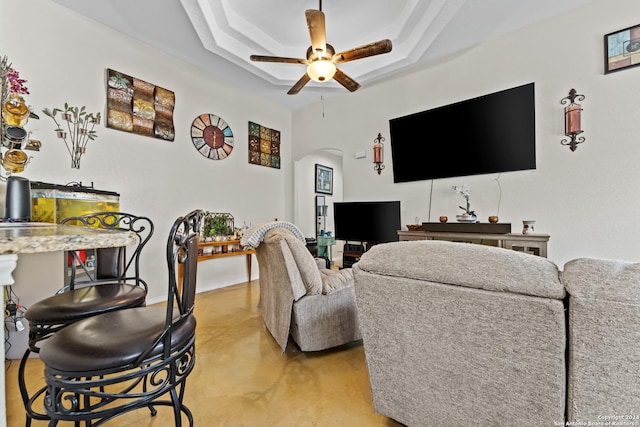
top-left (203, 212), bottom-right (233, 241)
top-left (452, 185), bottom-right (477, 223)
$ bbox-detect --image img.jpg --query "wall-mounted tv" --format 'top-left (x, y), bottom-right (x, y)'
top-left (389, 82), bottom-right (536, 183)
top-left (333, 201), bottom-right (401, 244)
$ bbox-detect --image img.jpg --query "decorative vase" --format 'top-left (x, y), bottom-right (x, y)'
top-left (488, 215), bottom-right (499, 223)
top-left (522, 220), bottom-right (536, 234)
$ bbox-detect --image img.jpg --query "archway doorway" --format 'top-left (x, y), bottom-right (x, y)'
top-left (293, 148), bottom-right (344, 250)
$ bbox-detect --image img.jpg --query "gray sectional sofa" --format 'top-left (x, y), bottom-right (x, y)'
top-left (353, 240), bottom-right (639, 427)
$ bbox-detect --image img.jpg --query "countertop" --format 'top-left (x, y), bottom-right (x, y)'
top-left (0, 222), bottom-right (137, 255)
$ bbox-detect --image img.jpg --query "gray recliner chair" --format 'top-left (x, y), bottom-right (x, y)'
top-left (242, 221), bottom-right (362, 352)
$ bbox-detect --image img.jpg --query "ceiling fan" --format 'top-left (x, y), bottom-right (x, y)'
top-left (249, 1), bottom-right (392, 95)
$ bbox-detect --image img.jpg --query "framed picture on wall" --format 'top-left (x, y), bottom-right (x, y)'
top-left (604, 24), bottom-right (640, 74)
top-left (315, 164), bottom-right (333, 195)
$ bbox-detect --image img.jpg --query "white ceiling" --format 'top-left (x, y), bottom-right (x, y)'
top-left (53, 0), bottom-right (597, 111)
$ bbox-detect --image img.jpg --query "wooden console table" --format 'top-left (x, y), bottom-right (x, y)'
top-left (397, 230), bottom-right (550, 257)
top-left (179, 239), bottom-right (255, 284)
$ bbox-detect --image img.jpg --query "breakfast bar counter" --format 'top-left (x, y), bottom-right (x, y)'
top-left (0, 222), bottom-right (137, 254)
top-left (0, 222), bottom-right (137, 424)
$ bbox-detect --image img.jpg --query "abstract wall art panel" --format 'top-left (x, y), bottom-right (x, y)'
top-left (106, 69), bottom-right (175, 141)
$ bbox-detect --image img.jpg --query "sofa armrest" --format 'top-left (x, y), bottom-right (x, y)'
top-left (562, 258), bottom-right (640, 303)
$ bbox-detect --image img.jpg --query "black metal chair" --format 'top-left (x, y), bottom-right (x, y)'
top-left (18, 212), bottom-right (154, 425)
top-left (36, 209), bottom-right (203, 426)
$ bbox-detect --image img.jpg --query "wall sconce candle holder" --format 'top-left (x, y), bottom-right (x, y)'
top-left (560, 88), bottom-right (585, 152)
top-left (373, 132), bottom-right (385, 174)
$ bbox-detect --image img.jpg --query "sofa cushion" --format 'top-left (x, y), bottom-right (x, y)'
top-left (319, 267), bottom-right (354, 294)
top-left (357, 240), bottom-right (565, 299)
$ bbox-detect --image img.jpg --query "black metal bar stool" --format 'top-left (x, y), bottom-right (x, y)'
top-left (18, 212), bottom-right (154, 426)
top-left (38, 209), bottom-right (203, 426)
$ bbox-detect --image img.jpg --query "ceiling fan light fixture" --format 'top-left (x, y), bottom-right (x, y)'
top-left (250, 8), bottom-right (391, 94)
top-left (307, 60), bottom-right (336, 82)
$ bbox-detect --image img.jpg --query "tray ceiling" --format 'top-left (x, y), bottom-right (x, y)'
top-left (53, 0), bottom-right (597, 110)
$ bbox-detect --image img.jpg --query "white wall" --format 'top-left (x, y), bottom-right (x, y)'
top-left (295, 150), bottom-right (343, 236)
top-left (2, 0), bottom-right (636, 298)
top-left (1, 0), bottom-right (293, 304)
top-left (4, 0), bottom-right (640, 293)
top-left (293, 0), bottom-right (640, 268)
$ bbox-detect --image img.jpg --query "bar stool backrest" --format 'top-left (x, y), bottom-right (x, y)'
top-left (60, 211), bottom-right (154, 292)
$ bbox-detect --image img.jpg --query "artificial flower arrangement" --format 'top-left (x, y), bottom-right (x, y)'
top-left (6, 67), bottom-right (29, 95)
top-left (452, 185), bottom-right (476, 218)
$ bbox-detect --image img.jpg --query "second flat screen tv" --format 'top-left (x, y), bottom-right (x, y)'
top-left (389, 82), bottom-right (536, 183)
top-left (333, 201), bottom-right (401, 244)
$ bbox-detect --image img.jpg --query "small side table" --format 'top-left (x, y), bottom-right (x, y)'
top-left (316, 235), bottom-right (336, 265)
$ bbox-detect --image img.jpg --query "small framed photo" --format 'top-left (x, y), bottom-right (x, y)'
top-left (315, 164), bottom-right (333, 195)
top-left (604, 24), bottom-right (640, 74)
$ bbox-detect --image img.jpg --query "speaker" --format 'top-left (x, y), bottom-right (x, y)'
top-left (5, 176), bottom-right (31, 221)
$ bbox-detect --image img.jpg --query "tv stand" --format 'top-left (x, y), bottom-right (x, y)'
top-left (397, 230), bottom-right (549, 257)
top-left (342, 242), bottom-right (365, 268)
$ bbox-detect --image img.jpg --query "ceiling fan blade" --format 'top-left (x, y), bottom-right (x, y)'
top-left (332, 39), bottom-right (393, 64)
top-left (287, 73), bottom-right (311, 95)
top-left (305, 9), bottom-right (327, 58)
top-left (333, 68), bottom-right (361, 92)
top-left (250, 55), bottom-right (307, 64)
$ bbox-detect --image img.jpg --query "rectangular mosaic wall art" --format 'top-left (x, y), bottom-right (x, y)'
top-left (248, 121), bottom-right (280, 169)
top-left (106, 69), bottom-right (175, 141)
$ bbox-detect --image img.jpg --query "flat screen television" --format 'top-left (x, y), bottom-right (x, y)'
top-left (389, 82), bottom-right (536, 183)
top-left (333, 201), bottom-right (401, 243)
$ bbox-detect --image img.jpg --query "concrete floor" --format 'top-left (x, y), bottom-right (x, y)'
top-left (6, 280), bottom-right (402, 426)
